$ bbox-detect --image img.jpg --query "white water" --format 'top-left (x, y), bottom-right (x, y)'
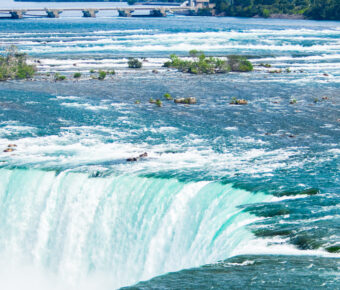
top-left (0, 168), bottom-right (271, 289)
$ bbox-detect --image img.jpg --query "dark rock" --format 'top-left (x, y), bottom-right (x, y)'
top-left (3, 148), bottom-right (15, 152)
top-left (139, 152), bottom-right (148, 158)
top-left (127, 152), bottom-right (148, 162)
top-left (127, 157), bottom-right (138, 162)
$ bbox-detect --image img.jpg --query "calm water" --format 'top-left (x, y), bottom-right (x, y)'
top-left (0, 15), bottom-right (339, 289)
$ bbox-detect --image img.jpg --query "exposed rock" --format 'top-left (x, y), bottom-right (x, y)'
top-left (152, 69), bottom-right (159, 74)
top-left (230, 98), bottom-right (248, 105)
top-left (139, 152), bottom-right (148, 158)
top-left (127, 152), bottom-right (148, 162)
top-left (3, 148), bottom-right (15, 153)
top-left (174, 98), bottom-right (185, 103)
top-left (174, 97), bottom-right (197, 104)
top-left (127, 157), bottom-right (138, 162)
top-left (236, 99), bottom-right (248, 105)
top-left (323, 73), bottom-right (329, 76)
top-left (7, 144), bottom-right (17, 147)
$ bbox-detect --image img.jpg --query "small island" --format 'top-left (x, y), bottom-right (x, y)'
top-left (0, 45), bottom-right (36, 81)
top-left (164, 50), bottom-right (253, 74)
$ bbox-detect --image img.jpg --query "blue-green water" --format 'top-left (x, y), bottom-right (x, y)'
top-left (0, 16), bottom-right (339, 289)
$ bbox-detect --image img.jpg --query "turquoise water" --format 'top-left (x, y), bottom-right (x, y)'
top-left (0, 15), bottom-right (339, 289)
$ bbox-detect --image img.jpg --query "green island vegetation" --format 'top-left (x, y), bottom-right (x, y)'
top-left (0, 45), bottom-right (36, 81)
top-left (325, 245), bottom-right (340, 253)
top-left (98, 70), bottom-right (107, 80)
top-left (128, 58), bottom-right (143, 69)
top-left (73, 72), bottom-right (82, 78)
top-left (290, 98), bottom-right (297, 104)
top-left (155, 99), bottom-right (163, 107)
top-left (164, 50), bottom-right (253, 74)
top-left (164, 93), bottom-right (173, 100)
top-left (54, 73), bottom-right (66, 81)
top-left (212, 0), bottom-right (340, 20)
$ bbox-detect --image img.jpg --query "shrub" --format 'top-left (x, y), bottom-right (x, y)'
top-left (98, 70), bottom-right (107, 80)
top-left (155, 99), bottom-right (162, 107)
top-left (73, 72), bottom-right (82, 78)
top-left (259, 63), bottom-right (271, 68)
top-left (108, 70), bottom-right (115, 75)
top-left (228, 55), bottom-right (253, 72)
top-left (16, 64), bottom-right (35, 79)
top-left (54, 73), bottom-right (66, 81)
top-left (164, 93), bottom-right (173, 100)
top-left (90, 69), bottom-right (95, 73)
top-left (128, 58), bottom-right (142, 69)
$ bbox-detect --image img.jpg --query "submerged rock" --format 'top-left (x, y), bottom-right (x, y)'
top-left (278, 188), bottom-right (319, 197)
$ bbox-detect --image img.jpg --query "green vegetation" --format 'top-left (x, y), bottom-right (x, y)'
top-left (259, 63), bottom-right (271, 68)
top-left (128, 58), bottom-right (142, 69)
top-left (212, 0), bottom-right (340, 20)
top-left (163, 51), bottom-right (253, 74)
top-left (90, 69), bottom-right (95, 73)
top-left (290, 98), bottom-right (297, 104)
top-left (155, 99), bottom-right (163, 107)
top-left (98, 70), bottom-right (107, 80)
top-left (108, 69), bottom-right (115, 75)
top-left (164, 93), bottom-right (173, 100)
top-left (0, 45), bottom-right (36, 81)
top-left (326, 245), bottom-right (340, 253)
top-left (54, 73), bottom-right (66, 81)
top-left (73, 72), bottom-right (82, 78)
top-left (228, 55), bottom-right (253, 72)
top-left (149, 98), bottom-right (156, 104)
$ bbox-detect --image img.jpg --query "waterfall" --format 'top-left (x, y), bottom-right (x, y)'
top-left (0, 168), bottom-right (270, 289)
